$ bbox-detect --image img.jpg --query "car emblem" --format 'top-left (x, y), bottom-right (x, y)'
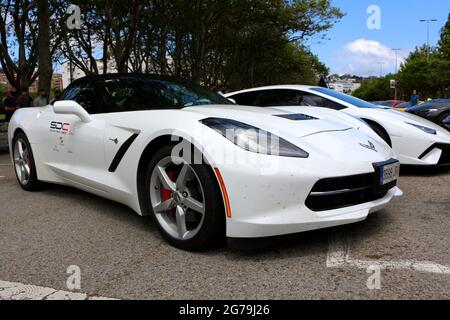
top-left (359, 141), bottom-right (377, 152)
top-left (109, 138), bottom-right (119, 145)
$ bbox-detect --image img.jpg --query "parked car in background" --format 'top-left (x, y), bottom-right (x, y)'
top-left (226, 85), bottom-right (450, 166)
top-left (406, 99), bottom-right (450, 130)
top-left (444, 115), bottom-right (450, 130)
top-left (372, 101), bottom-right (393, 107)
top-left (395, 102), bottom-right (411, 111)
top-left (372, 100), bottom-right (406, 109)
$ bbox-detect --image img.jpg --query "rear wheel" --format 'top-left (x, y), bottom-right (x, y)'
top-left (13, 132), bottom-right (41, 191)
top-left (145, 145), bottom-right (225, 251)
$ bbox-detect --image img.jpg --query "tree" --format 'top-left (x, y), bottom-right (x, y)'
top-left (439, 13), bottom-right (450, 59)
top-left (0, 0), bottom-right (61, 94)
top-left (353, 74), bottom-right (396, 101)
top-left (0, 0), bottom-right (39, 91)
top-left (397, 46), bottom-right (449, 99)
top-left (37, 0), bottom-right (52, 97)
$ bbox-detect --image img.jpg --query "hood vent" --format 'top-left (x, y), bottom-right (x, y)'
top-left (275, 113), bottom-right (318, 121)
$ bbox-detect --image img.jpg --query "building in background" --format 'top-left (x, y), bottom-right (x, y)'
top-left (61, 60), bottom-right (118, 88)
top-left (0, 69), bottom-right (63, 93)
top-left (327, 75), bottom-right (362, 94)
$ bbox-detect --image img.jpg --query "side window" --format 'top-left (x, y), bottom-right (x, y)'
top-left (300, 93), bottom-right (347, 111)
top-left (254, 89), bottom-right (306, 107)
top-left (62, 82), bottom-right (105, 114)
top-left (229, 91), bottom-right (260, 106)
top-left (99, 77), bottom-right (175, 112)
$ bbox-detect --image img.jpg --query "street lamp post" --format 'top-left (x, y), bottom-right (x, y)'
top-left (419, 19), bottom-right (438, 60)
top-left (392, 48), bottom-right (401, 100)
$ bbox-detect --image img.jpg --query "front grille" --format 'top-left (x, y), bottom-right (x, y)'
top-left (305, 172), bottom-right (396, 212)
top-left (419, 143), bottom-right (450, 166)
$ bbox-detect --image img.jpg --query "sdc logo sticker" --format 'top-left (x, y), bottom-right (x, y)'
top-left (50, 121), bottom-right (71, 134)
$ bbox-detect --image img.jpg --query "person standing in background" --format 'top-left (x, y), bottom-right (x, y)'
top-left (33, 89), bottom-right (49, 107)
top-left (3, 91), bottom-right (16, 123)
top-left (16, 89), bottom-right (33, 109)
top-left (53, 89), bottom-right (62, 103)
top-left (411, 90), bottom-right (420, 107)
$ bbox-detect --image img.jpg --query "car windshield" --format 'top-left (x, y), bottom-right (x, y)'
top-left (101, 76), bottom-right (232, 111)
top-left (311, 87), bottom-right (381, 109)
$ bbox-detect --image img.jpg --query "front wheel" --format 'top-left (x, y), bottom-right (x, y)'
top-left (145, 145), bottom-right (225, 251)
top-left (13, 132), bottom-right (42, 191)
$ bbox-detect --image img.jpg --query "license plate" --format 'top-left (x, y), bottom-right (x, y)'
top-left (379, 162), bottom-right (400, 186)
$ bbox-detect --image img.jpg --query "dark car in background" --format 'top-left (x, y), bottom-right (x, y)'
top-left (444, 115), bottom-right (450, 130)
top-left (406, 99), bottom-right (450, 130)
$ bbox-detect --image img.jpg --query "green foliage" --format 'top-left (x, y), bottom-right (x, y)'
top-left (397, 46), bottom-right (450, 99)
top-left (56, 0), bottom-right (341, 91)
top-left (354, 14), bottom-right (450, 101)
top-left (353, 75), bottom-right (395, 101)
top-left (439, 13), bottom-right (450, 59)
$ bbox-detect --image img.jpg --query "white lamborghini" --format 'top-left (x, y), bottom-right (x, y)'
top-left (226, 85), bottom-right (450, 166)
top-left (9, 74), bottom-right (402, 250)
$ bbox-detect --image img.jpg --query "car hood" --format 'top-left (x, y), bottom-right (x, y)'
top-left (364, 107), bottom-right (443, 126)
top-left (408, 104), bottom-right (449, 112)
top-left (184, 105), bottom-right (352, 138)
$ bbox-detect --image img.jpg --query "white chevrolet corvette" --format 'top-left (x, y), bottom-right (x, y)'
top-left (226, 85), bottom-right (450, 166)
top-left (9, 74), bottom-right (402, 250)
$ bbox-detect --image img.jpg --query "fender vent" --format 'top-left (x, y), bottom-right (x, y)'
top-left (275, 114), bottom-right (318, 121)
top-left (108, 134), bottom-right (139, 172)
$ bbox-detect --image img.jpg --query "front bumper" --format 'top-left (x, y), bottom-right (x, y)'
top-left (418, 143), bottom-right (450, 166)
top-left (392, 133), bottom-right (450, 166)
top-left (214, 149), bottom-right (401, 238)
top-left (227, 187), bottom-right (402, 238)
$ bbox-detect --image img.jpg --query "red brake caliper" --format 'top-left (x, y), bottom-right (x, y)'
top-left (162, 170), bottom-right (176, 217)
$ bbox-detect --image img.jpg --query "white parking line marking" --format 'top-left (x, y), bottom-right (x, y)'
top-left (327, 236), bottom-right (450, 275)
top-left (0, 280), bottom-right (118, 300)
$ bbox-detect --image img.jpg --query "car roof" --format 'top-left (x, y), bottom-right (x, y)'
top-left (68, 73), bottom-right (186, 87)
top-left (227, 85), bottom-right (316, 96)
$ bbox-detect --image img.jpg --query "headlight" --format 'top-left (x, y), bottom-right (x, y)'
top-left (406, 122), bottom-right (437, 135)
top-left (201, 118), bottom-right (309, 158)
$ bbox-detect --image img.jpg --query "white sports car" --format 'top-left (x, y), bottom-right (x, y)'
top-left (226, 86), bottom-right (450, 166)
top-left (9, 74), bottom-right (402, 250)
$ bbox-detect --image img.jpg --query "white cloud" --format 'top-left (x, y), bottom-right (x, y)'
top-left (333, 39), bottom-right (409, 76)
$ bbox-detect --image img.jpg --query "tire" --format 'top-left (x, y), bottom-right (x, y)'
top-left (12, 132), bottom-right (42, 191)
top-left (144, 144), bottom-right (225, 251)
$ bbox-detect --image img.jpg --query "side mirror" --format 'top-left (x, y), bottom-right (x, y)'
top-left (53, 100), bottom-right (92, 123)
top-left (228, 98), bottom-right (237, 104)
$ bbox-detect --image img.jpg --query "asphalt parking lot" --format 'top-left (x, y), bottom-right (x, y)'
top-left (0, 151), bottom-right (449, 300)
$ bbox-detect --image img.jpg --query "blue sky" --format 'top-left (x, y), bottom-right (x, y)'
top-left (309, 0), bottom-right (450, 76)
